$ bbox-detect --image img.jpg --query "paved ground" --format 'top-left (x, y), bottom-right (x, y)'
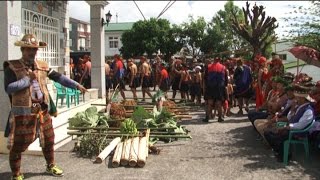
top-left (1, 90), bottom-right (320, 180)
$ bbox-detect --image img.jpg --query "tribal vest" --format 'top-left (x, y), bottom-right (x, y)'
top-left (6, 59), bottom-right (50, 115)
top-left (289, 103), bottom-right (314, 125)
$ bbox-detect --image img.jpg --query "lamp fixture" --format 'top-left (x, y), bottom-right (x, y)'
top-left (101, 10), bottom-right (112, 27)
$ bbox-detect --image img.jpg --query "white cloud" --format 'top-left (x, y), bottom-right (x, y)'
top-left (68, 1), bottom-right (313, 37)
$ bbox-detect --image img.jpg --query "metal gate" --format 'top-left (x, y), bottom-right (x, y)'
top-left (22, 8), bottom-right (61, 67)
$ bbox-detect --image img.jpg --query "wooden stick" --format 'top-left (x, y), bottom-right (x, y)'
top-left (112, 142), bottom-right (123, 168)
top-left (95, 137), bottom-right (121, 164)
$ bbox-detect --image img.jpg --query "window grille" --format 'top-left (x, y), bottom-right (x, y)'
top-left (22, 8), bottom-right (61, 67)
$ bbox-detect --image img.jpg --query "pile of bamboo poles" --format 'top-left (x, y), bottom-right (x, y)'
top-left (112, 129), bottom-right (150, 168)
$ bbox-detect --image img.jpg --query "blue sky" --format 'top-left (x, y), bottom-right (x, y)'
top-left (68, 1), bottom-right (313, 38)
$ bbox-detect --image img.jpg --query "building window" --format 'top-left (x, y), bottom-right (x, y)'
top-left (279, 54), bottom-right (287, 60)
top-left (69, 39), bottom-right (73, 47)
top-left (79, 38), bottom-right (85, 51)
top-left (22, 8), bottom-right (60, 66)
top-left (109, 37), bottom-right (119, 49)
top-left (69, 23), bottom-right (72, 31)
top-left (87, 25), bottom-right (90, 33)
top-left (78, 24), bottom-right (84, 32)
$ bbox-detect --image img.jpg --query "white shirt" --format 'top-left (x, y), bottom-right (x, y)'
top-left (289, 103), bottom-right (314, 130)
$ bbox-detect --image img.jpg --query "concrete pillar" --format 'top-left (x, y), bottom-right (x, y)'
top-left (86, 1), bottom-right (109, 98)
top-left (0, 1), bottom-right (22, 153)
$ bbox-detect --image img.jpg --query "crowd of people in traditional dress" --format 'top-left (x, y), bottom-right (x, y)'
top-left (69, 52), bottom-right (320, 163)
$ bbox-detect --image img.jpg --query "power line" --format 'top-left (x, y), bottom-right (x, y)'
top-left (157, 1), bottom-right (176, 19)
top-left (157, 1), bottom-right (171, 19)
top-left (133, 0), bottom-right (146, 21)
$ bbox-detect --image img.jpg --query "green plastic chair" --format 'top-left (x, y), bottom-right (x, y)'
top-left (53, 82), bottom-right (67, 107)
top-left (53, 82), bottom-right (79, 108)
top-left (66, 87), bottom-right (77, 107)
top-left (74, 89), bottom-right (82, 103)
top-left (277, 119), bottom-right (315, 165)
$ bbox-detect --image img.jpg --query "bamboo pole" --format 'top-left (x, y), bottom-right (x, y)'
top-left (95, 137), bottom-right (121, 164)
top-left (121, 138), bottom-right (132, 166)
top-left (124, 112), bottom-right (192, 119)
top-left (67, 132), bottom-right (140, 137)
top-left (124, 109), bottom-right (189, 114)
top-left (67, 132), bottom-right (191, 139)
top-left (137, 136), bottom-right (147, 167)
top-left (112, 142), bottom-right (123, 168)
top-left (129, 137), bottom-right (139, 167)
top-left (145, 129), bottom-right (150, 158)
top-left (68, 130), bottom-right (185, 136)
top-left (67, 127), bottom-right (179, 131)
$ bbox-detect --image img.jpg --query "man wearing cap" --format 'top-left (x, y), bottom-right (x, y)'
top-left (264, 85), bottom-right (315, 162)
top-left (127, 58), bottom-right (139, 100)
top-left (3, 34), bottom-right (87, 179)
top-left (190, 66), bottom-right (202, 105)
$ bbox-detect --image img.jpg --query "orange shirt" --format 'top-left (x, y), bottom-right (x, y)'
top-left (161, 69), bottom-right (169, 79)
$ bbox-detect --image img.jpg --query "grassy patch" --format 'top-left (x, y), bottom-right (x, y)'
top-left (284, 61), bottom-right (306, 69)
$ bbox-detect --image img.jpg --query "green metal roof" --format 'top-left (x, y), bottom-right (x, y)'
top-left (104, 22), bottom-right (134, 32)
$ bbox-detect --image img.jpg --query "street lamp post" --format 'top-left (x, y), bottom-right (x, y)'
top-left (101, 10), bottom-right (112, 27)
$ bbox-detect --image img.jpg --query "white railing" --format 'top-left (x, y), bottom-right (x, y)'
top-left (22, 8), bottom-right (61, 67)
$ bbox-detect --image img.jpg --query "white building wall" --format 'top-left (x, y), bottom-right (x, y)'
top-left (272, 41), bottom-right (296, 63)
top-left (105, 31), bottom-right (122, 57)
top-left (64, 2), bottom-right (70, 78)
top-left (0, 1), bottom-right (22, 153)
top-left (0, 1), bottom-right (22, 132)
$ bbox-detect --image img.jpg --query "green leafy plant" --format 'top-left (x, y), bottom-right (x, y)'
top-left (77, 134), bottom-right (110, 158)
top-left (68, 106), bottom-right (108, 128)
top-left (152, 90), bottom-right (165, 103)
top-left (131, 106), bottom-right (154, 128)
